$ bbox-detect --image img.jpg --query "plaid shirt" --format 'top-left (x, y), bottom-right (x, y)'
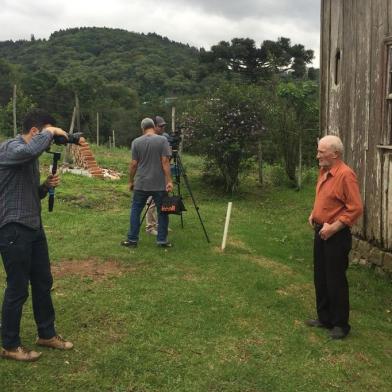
top-left (0, 131), bottom-right (53, 229)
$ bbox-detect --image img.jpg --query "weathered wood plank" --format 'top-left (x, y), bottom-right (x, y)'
top-left (365, 0), bottom-right (389, 242)
top-left (327, 0), bottom-right (343, 136)
top-left (387, 155), bottom-right (392, 247)
top-left (382, 152), bottom-right (391, 247)
top-left (388, 0), bottom-right (392, 35)
top-left (320, 0), bottom-right (331, 135)
top-left (349, 0), bottom-right (372, 236)
top-left (341, 0), bottom-right (355, 155)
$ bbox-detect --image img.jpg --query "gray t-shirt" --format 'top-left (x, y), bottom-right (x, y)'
top-left (132, 134), bottom-right (171, 191)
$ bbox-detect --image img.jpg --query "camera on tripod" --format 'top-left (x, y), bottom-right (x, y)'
top-left (53, 132), bottom-right (83, 146)
top-left (168, 128), bottom-right (182, 152)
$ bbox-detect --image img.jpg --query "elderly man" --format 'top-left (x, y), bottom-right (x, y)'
top-left (306, 135), bottom-right (363, 339)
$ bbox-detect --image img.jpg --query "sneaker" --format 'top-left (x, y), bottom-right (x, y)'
top-left (146, 229), bottom-right (158, 236)
top-left (304, 319), bottom-right (332, 329)
top-left (120, 240), bottom-right (137, 248)
top-left (36, 335), bottom-right (73, 350)
top-left (157, 242), bottom-right (173, 248)
top-left (1, 346), bottom-right (42, 362)
top-left (329, 326), bottom-right (349, 340)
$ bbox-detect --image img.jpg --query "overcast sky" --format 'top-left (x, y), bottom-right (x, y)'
top-left (0, 0), bottom-right (320, 65)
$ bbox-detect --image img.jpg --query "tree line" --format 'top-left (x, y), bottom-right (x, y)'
top-left (0, 27), bottom-right (319, 191)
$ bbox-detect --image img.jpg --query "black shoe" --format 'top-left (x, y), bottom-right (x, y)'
top-left (121, 240), bottom-right (137, 248)
top-left (157, 242), bottom-right (173, 248)
top-left (304, 319), bottom-right (332, 329)
top-left (329, 326), bottom-right (349, 339)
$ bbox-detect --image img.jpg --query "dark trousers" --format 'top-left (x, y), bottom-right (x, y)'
top-left (313, 227), bottom-right (352, 331)
top-left (0, 223), bottom-right (56, 349)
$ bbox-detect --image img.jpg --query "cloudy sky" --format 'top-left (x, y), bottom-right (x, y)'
top-left (0, 0), bottom-right (320, 64)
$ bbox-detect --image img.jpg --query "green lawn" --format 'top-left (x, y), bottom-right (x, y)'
top-left (0, 148), bottom-right (391, 392)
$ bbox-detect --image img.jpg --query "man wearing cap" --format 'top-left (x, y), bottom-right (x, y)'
top-left (122, 118), bottom-right (173, 248)
top-left (145, 116), bottom-right (171, 236)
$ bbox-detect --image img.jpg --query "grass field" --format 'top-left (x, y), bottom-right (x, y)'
top-left (0, 145), bottom-right (391, 392)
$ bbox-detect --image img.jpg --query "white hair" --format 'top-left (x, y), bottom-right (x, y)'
top-left (319, 135), bottom-right (344, 156)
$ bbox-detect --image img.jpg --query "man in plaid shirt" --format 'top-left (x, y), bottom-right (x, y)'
top-left (0, 109), bottom-right (73, 361)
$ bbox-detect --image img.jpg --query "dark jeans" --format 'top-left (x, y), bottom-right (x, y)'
top-left (313, 227), bottom-right (352, 331)
top-left (0, 223), bottom-right (56, 349)
top-left (128, 190), bottom-right (169, 244)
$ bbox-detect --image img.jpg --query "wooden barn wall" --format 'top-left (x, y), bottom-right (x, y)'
top-left (320, 0), bottom-right (391, 248)
top-left (369, 0), bottom-right (388, 245)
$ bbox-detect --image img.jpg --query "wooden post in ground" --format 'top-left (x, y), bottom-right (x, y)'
top-left (69, 107), bottom-right (76, 134)
top-left (112, 129), bottom-right (116, 148)
top-left (297, 132), bottom-right (302, 190)
top-left (64, 107), bottom-right (76, 164)
top-left (75, 92), bottom-right (80, 132)
top-left (13, 85), bottom-right (17, 136)
top-left (257, 139), bottom-right (263, 185)
top-left (171, 106), bottom-right (175, 133)
top-left (109, 136), bottom-right (112, 149)
top-left (96, 112), bottom-right (99, 146)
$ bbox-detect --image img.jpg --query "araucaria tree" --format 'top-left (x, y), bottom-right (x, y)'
top-left (185, 83), bottom-right (265, 193)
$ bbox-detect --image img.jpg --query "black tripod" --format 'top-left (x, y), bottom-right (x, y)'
top-left (141, 150), bottom-right (210, 243)
top-left (170, 150), bottom-right (210, 243)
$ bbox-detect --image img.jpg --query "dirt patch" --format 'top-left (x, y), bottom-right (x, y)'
top-left (51, 259), bottom-right (137, 281)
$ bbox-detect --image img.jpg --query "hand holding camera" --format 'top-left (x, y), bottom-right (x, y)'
top-left (44, 126), bottom-right (84, 145)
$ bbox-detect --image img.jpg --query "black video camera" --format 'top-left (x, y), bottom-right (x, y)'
top-left (169, 128), bottom-right (182, 151)
top-left (53, 132), bottom-right (83, 146)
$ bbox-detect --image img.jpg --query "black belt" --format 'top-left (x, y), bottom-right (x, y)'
top-left (313, 222), bottom-right (323, 232)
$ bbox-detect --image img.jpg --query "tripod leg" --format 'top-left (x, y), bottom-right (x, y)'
top-left (172, 155), bottom-right (184, 228)
top-left (140, 197), bottom-right (154, 227)
top-left (176, 155), bottom-right (210, 243)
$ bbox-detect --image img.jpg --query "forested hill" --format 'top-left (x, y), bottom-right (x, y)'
top-left (0, 27), bottom-right (317, 146)
top-left (0, 27), bottom-right (200, 101)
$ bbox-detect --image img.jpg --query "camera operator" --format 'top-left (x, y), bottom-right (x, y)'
top-left (121, 117), bottom-right (173, 248)
top-left (145, 116), bottom-right (170, 236)
top-left (0, 109), bottom-right (73, 362)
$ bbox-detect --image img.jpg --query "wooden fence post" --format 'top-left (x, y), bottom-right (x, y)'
top-left (96, 112), bottom-right (100, 146)
top-left (13, 85), bottom-right (17, 136)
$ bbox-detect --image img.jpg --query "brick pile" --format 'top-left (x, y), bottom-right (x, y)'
top-left (70, 139), bottom-right (104, 178)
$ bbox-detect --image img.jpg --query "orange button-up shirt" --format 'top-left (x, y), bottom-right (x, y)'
top-left (312, 161), bottom-right (363, 227)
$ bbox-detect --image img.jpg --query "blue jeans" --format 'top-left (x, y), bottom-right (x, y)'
top-left (127, 190), bottom-right (169, 244)
top-left (0, 223), bottom-right (56, 349)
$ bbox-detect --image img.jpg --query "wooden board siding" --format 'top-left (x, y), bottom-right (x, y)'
top-left (321, 0), bottom-right (392, 247)
top-left (367, 0), bottom-right (388, 242)
top-left (320, 0), bottom-right (331, 136)
top-left (327, 0), bottom-right (343, 136)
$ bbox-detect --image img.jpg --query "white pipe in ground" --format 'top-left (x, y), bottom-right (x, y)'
top-left (221, 202), bottom-right (233, 251)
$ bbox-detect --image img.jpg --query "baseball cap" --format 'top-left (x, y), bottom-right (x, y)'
top-left (154, 116), bottom-right (166, 126)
